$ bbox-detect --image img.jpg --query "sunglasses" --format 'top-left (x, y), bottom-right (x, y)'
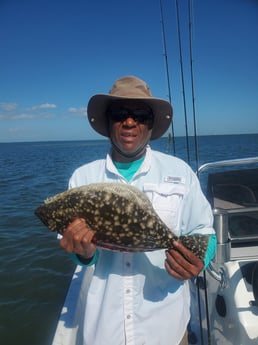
top-left (107, 108), bottom-right (154, 124)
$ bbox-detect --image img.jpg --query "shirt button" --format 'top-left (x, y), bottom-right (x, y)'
top-left (126, 289), bottom-right (131, 294)
top-left (126, 262), bottom-right (131, 267)
top-left (127, 315), bottom-right (131, 319)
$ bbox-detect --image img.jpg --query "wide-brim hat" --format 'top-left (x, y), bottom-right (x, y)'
top-left (87, 76), bottom-right (173, 140)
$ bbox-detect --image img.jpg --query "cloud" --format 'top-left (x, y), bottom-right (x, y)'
top-left (0, 101), bottom-right (88, 122)
top-left (68, 107), bottom-right (78, 113)
top-left (68, 106), bottom-right (87, 115)
top-left (0, 102), bottom-right (18, 111)
top-left (31, 103), bottom-right (57, 110)
top-left (13, 114), bottom-right (36, 120)
top-left (0, 112), bottom-right (54, 121)
top-left (0, 101), bottom-right (58, 121)
top-left (16, 113), bottom-right (55, 120)
top-left (8, 127), bottom-right (23, 132)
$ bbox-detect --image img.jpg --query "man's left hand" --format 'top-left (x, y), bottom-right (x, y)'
top-left (165, 240), bottom-right (204, 280)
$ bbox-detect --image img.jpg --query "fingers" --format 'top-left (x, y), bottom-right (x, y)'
top-left (60, 218), bottom-right (96, 258)
top-left (165, 249), bottom-right (192, 281)
top-left (165, 241), bottom-right (204, 281)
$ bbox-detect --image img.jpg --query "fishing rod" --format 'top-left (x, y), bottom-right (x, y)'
top-left (187, 2), bottom-right (211, 343)
top-left (159, 0), bottom-right (176, 156)
top-left (188, 0), bottom-right (199, 171)
top-left (175, 0), bottom-right (191, 164)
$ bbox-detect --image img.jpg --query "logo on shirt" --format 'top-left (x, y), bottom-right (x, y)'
top-left (164, 176), bottom-right (184, 184)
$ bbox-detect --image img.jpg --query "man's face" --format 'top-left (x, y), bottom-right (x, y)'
top-left (107, 100), bottom-right (153, 161)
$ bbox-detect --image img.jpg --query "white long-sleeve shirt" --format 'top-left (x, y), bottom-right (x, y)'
top-left (69, 146), bottom-right (215, 345)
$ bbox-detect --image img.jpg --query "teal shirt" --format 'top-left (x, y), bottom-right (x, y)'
top-left (113, 157), bottom-right (145, 182)
top-left (203, 234), bottom-right (216, 268)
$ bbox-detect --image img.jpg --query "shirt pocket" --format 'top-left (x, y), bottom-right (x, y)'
top-left (143, 183), bottom-right (186, 231)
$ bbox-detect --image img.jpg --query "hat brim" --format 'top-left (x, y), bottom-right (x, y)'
top-left (87, 94), bottom-right (173, 140)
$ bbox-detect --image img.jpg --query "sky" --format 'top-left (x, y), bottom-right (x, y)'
top-left (0, 0), bottom-right (258, 142)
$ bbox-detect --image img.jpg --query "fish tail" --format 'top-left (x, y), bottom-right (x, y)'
top-left (178, 235), bottom-right (210, 261)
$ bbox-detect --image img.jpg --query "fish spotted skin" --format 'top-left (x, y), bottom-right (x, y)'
top-left (35, 183), bottom-right (209, 260)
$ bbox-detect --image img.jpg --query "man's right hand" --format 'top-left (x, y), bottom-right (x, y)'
top-left (60, 218), bottom-right (96, 259)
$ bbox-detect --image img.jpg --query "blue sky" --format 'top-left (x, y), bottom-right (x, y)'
top-left (0, 0), bottom-right (257, 142)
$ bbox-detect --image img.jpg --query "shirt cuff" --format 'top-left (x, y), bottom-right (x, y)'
top-left (70, 249), bottom-right (99, 266)
top-left (203, 234), bottom-right (217, 269)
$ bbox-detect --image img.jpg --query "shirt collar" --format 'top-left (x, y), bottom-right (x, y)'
top-left (106, 145), bottom-right (152, 179)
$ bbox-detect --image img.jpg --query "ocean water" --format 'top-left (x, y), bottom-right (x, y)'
top-left (0, 134), bottom-right (258, 345)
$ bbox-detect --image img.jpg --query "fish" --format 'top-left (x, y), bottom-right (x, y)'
top-left (34, 182), bottom-right (210, 261)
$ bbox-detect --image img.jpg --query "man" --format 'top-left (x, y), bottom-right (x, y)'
top-left (60, 76), bottom-right (216, 345)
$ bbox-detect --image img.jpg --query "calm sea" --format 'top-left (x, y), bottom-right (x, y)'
top-left (0, 134), bottom-right (258, 345)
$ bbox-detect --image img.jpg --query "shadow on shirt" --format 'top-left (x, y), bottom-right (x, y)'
top-left (93, 249), bottom-right (184, 302)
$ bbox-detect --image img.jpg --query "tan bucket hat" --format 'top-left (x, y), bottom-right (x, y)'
top-left (87, 76), bottom-right (173, 140)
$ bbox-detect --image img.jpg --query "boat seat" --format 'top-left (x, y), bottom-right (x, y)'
top-left (212, 184), bottom-right (257, 206)
top-left (206, 168), bottom-right (258, 209)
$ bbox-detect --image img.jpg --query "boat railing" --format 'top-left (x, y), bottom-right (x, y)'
top-left (197, 156), bottom-right (258, 175)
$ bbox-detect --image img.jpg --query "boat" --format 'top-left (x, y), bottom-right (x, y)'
top-left (52, 156), bottom-right (258, 345)
top-left (52, 264), bottom-right (94, 345)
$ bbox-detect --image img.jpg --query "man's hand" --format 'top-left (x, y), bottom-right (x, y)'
top-left (165, 240), bottom-right (204, 280)
top-left (60, 218), bottom-right (96, 259)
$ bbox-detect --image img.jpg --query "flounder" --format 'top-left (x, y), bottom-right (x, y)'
top-left (35, 182), bottom-right (210, 261)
